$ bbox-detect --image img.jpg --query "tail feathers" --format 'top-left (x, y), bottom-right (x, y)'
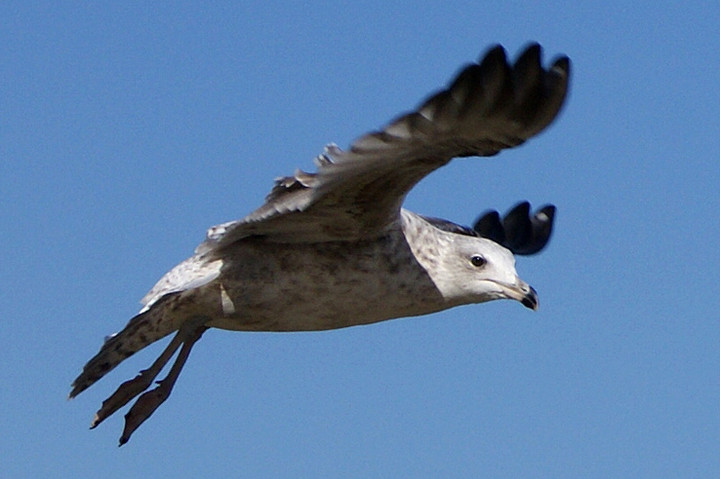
top-left (69, 293), bottom-right (181, 399)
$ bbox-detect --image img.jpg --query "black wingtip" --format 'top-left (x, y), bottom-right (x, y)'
top-left (503, 202), bottom-right (533, 253)
top-left (478, 45), bottom-right (509, 76)
top-left (473, 202), bottom-right (556, 255)
top-left (525, 204), bottom-right (556, 255)
top-left (482, 44), bottom-right (508, 60)
top-left (520, 42), bottom-right (542, 58)
top-left (551, 55), bottom-right (571, 75)
top-left (472, 210), bottom-right (506, 245)
top-left (515, 44), bottom-right (542, 72)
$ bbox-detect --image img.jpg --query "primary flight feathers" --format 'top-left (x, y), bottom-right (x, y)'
top-left (198, 43), bottom-right (569, 250)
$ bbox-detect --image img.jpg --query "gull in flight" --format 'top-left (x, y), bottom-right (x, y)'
top-left (70, 43), bottom-right (570, 445)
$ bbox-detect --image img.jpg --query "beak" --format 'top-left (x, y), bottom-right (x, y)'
top-left (497, 279), bottom-right (539, 311)
top-left (520, 285), bottom-right (539, 311)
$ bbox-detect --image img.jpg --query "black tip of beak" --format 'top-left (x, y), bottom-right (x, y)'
top-left (521, 286), bottom-right (539, 311)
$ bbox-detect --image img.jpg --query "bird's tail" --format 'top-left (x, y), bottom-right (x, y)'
top-left (69, 294), bottom-right (180, 399)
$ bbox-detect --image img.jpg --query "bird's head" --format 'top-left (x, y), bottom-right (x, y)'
top-left (431, 233), bottom-right (538, 310)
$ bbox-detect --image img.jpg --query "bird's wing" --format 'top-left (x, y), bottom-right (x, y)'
top-left (197, 43), bottom-right (570, 253)
top-left (473, 202), bottom-right (556, 256)
top-left (421, 201), bottom-right (556, 256)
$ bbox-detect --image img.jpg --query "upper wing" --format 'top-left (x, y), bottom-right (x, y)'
top-left (198, 43), bottom-right (570, 253)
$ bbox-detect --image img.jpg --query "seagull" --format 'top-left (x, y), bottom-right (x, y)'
top-left (70, 43), bottom-right (570, 445)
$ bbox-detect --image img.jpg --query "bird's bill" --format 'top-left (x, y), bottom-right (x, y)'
top-left (494, 279), bottom-right (539, 310)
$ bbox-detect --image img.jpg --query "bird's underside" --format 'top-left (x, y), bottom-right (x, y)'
top-left (70, 43), bottom-right (570, 445)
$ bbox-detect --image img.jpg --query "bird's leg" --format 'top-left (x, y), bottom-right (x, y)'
top-left (119, 323), bottom-right (208, 446)
top-left (91, 331), bottom-right (186, 429)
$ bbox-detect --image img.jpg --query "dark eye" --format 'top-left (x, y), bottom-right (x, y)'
top-left (470, 255), bottom-right (487, 267)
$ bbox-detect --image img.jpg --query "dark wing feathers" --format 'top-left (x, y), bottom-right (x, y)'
top-left (422, 201), bottom-right (556, 256)
top-left (473, 202), bottom-right (556, 255)
top-left (198, 43), bottom-right (570, 252)
top-left (472, 210), bottom-right (506, 244)
top-left (419, 216), bottom-right (479, 238)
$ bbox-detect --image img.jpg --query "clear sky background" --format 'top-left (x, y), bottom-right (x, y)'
top-left (2, 1), bottom-right (719, 477)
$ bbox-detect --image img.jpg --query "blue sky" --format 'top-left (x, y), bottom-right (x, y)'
top-left (2, 1), bottom-right (719, 477)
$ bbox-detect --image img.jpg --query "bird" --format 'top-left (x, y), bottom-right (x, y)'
top-left (70, 43), bottom-right (570, 445)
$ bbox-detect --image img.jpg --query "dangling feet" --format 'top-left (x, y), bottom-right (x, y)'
top-left (88, 320), bottom-right (209, 446)
top-left (119, 325), bottom-right (207, 445)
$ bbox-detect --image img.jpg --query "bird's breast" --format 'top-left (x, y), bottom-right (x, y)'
top-left (206, 234), bottom-right (445, 332)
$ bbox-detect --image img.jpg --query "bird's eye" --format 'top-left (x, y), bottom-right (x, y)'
top-left (470, 255), bottom-right (487, 267)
